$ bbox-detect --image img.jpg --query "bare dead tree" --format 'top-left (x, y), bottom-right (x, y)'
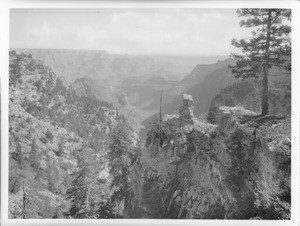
top-left (159, 90), bottom-right (163, 148)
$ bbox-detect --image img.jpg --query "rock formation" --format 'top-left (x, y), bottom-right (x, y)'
top-left (179, 94), bottom-right (195, 125)
top-left (134, 94), bottom-right (290, 219)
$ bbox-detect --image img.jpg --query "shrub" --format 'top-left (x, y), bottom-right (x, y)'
top-left (45, 130), bottom-right (54, 142)
top-left (9, 174), bottom-right (22, 194)
top-left (34, 80), bottom-right (43, 91)
top-left (40, 136), bottom-right (48, 144)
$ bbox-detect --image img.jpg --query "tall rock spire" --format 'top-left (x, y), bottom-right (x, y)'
top-left (179, 94), bottom-right (195, 125)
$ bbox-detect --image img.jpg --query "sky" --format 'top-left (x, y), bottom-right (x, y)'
top-left (10, 8), bottom-right (252, 56)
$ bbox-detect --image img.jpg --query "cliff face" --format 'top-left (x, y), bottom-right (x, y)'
top-left (132, 94), bottom-right (290, 219)
top-left (179, 59), bottom-right (235, 90)
top-left (140, 64), bottom-right (235, 139)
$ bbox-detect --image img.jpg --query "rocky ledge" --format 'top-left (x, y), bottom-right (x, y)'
top-left (132, 94), bottom-right (290, 219)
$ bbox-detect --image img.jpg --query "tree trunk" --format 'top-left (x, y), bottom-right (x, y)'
top-left (159, 90), bottom-right (163, 147)
top-left (22, 182), bottom-right (26, 219)
top-left (122, 166), bottom-right (129, 217)
top-left (261, 10), bottom-right (272, 116)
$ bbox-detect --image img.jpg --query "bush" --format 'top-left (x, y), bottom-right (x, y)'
top-left (95, 202), bottom-right (116, 219)
top-left (40, 136), bottom-right (48, 144)
top-left (9, 174), bottom-right (22, 194)
top-left (25, 117), bottom-right (32, 123)
top-left (34, 80), bottom-right (43, 91)
top-left (45, 130), bottom-right (54, 142)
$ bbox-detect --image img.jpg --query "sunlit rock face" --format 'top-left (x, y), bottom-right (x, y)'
top-left (131, 94), bottom-right (290, 219)
top-left (179, 94), bottom-right (195, 125)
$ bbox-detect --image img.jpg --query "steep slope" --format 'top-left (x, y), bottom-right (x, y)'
top-left (14, 49), bottom-right (165, 85)
top-left (69, 76), bottom-right (98, 100)
top-left (117, 77), bottom-right (176, 109)
top-left (141, 65), bottom-right (235, 138)
top-left (15, 49), bottom-right (226, 83)
top-left (8, 50), bottom-right (136, 218)
top-left (164, 66), bottom-right (235, 116)
top-left (17, 48), bottom-right (113, 82)
top-left (15, 49), bottom-right (232, 132)
top-left (130, 95), bottom-right (290, 219)
top-left (180, 59), bottom-right (234, 88)
top-left (69, 76), bottom-right (120, 106)
top-left (166, 58), bottom-right (235, 96)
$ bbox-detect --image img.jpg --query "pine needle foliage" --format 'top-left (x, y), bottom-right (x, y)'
top-left (230, 9), bottom-right (291, 115)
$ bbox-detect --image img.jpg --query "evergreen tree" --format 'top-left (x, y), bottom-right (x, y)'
top-left (46, 154), bottom-right (58, 192)
top-left (230, 9), bottom-right (291, 115)
top-left (95, 201), bottom-right (116, 219)
top-left (9, 50), bottom-right (24, 86)
top-left (107, 123), bottom-right (135, 215)
top-left (65, 153), bottom-right (90, 218)
top-left (29, 139), bottom-right (39, 170)
top-left (65, 146), bottom-right (115, 218)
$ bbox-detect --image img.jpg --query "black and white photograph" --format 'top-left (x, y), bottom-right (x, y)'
top-left (1, 3), bottom-right (299, 223)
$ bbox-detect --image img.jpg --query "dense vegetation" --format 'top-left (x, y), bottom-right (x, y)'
top-left (133, 97), bottom-right (291, 219)
top-left (9, 50), bottom-right (138, 218)
top-left (8, 48), bottom-right (291, 219)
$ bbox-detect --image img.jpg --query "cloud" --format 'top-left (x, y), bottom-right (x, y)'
top-left (10, 9), bottom-right (249, 55)
top-left (28, 22), bottom-right (57, 38)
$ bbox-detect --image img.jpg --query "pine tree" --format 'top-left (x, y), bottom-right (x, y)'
top-left (230, 9), bottom-right (291, 115)
top-left (9, 50), bottom-right (24, 86)
top-left (46, 154), bottom-right (58, 192)
top-left (65, 153), bottom-right (90, 218)
top-left (65, 146), bottom-right (114, 219)
top-left (107, 123), bottom-right (135, 215)
top-left (29, 139), bottom-right (39, 170)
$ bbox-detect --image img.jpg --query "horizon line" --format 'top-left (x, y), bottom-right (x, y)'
top-left (10, 47), bottom-right (230, 58)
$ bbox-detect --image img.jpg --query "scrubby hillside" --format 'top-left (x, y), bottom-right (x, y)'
top-left (8, 50), bottom-right (137, 218)
top-left (131, 94), bottom-right (290, 219)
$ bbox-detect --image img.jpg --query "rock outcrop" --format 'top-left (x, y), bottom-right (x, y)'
top-left (207, 74), bottom-right (291, 123)
top-left (179, 94), bottom-right (195, 125)
top-left (133, 94), bottom-right (290, 219)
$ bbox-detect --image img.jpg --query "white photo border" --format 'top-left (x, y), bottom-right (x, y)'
top-left (1, 1), bottom-right (299, 226)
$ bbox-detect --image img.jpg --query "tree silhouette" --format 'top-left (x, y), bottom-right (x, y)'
top-left (230, 9), bottom-right (291, 115)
